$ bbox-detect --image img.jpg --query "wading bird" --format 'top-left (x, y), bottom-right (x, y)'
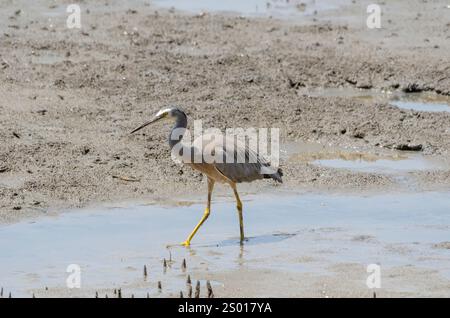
top-left (131, 107), bottom-right (282, 246)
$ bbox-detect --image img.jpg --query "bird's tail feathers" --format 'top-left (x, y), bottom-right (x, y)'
top-left (264, 168), bottom-right (283, 183)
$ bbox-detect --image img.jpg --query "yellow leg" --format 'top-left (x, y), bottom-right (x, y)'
top-left (181, 177), bottom-right (214, 246)
top-left (231, 184), bottom-right (245, 243)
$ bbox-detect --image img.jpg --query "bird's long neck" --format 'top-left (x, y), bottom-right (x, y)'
top-left (169, 112), bottom-right (188, 149)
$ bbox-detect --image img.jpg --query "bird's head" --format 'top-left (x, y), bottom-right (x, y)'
top-left (130, 107), bottom-right (186, 134)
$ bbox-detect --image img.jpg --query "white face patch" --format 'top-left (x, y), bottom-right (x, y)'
top-left (155, 108), bottom-right (172, 118)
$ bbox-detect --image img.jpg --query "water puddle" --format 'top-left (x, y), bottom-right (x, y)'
top-left (153, 0), bottom-right (350, 18)
top-left (390, 101), bottom-right (450, 113)
top-left (390, 92), bottom-right (450, 113)
top-left (298, 86), bottom-right (383, 100)
top-left (31, 52), bottom-right (66, 65)
top-left (1, 191), bottom-right (449, 297)
top-left (283, 141), bottom-right (447, 174)
top-left (312, 155), bottom-right (441, 174)
top-left (298, 87), bottom-right (450, 113)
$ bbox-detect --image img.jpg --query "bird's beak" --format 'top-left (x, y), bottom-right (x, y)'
top-left (130, 113), bottom-right (167, 134)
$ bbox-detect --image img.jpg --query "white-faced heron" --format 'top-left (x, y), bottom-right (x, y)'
top-left (131, 107), bottom-right (282, 246)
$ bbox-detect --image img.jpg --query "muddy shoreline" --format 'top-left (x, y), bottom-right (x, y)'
top-left (1, 0), bottom-right (450, 224)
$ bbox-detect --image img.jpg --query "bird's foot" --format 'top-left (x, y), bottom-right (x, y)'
top-left (180, 240), bottom-right (191, 247)
top-left (239, 236), bottom-right (248, 245)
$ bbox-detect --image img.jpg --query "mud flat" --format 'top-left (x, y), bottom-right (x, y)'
top-left (1, 0), bottom-right (450, 223)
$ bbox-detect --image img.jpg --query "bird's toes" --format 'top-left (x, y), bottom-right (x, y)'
top-left (180, 241), bottom-right (191, 247)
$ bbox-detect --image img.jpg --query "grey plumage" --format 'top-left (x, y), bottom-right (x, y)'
top-left (166, 107), bottom-right (282, 183)
top-left (131, 106), bottom-right (282, 245)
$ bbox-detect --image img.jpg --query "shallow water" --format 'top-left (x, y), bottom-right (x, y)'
top-left (299, 87), bottom-right (382, 99)
top-left (390, 100), bottom-right (450, 113)
top-left (298, 87), bottom-right (450, 113)
top-left (282, 141), bottom-right (448, 175)
top-left (31, 52), bottom-right (66, 65)
top-left (389, 92), bottom-right (450, 112)
top-left (312, 155), bottom-right (442, 173)
top-left (153, 0), bottom-right (349, 18)
top-left (1, 191), bottom-right (449, 297)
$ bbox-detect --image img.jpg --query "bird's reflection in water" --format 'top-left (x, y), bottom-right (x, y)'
top-left (198, 233), bottom-right (297, 265)
top-left (219, 233), bottom-right (297, 247)
top-left (238, 244), bottom-right (245, 266)
top-left (167, 233), bottom-right (297, 269)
